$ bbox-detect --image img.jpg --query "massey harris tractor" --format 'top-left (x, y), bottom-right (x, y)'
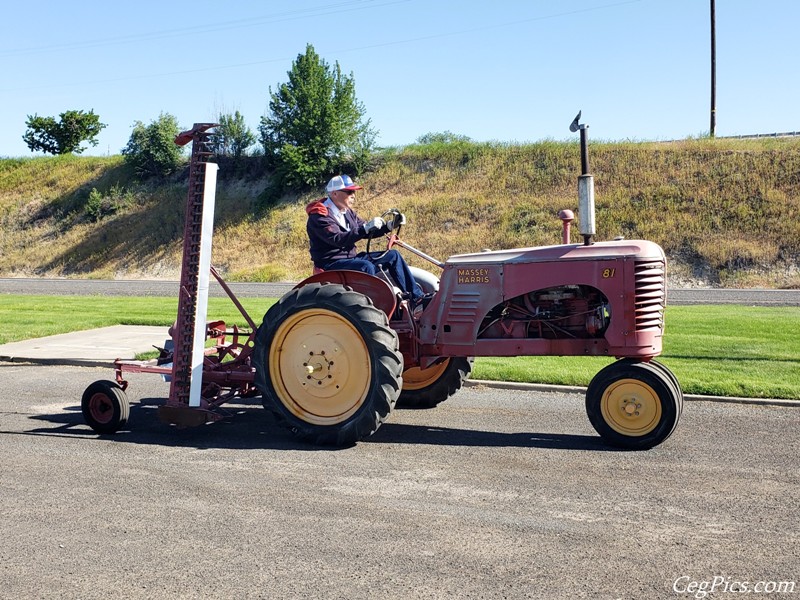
top-left (81, 116), bottom-right (682, 450)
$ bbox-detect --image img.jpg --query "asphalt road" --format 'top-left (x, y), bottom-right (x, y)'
top-left (0, 365), bottom-right (797, 599)
top-left (1, 278), bottom-right (799, 306)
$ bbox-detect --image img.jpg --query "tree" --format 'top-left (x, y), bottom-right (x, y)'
top-left (259, 44), bottom-right (377, 191)
top-left (122, 113), bottom-right (184, 179)
top-left (22, 109), bottom-right (106, 155)
top-left (212, 110), bottom-right (255, 160)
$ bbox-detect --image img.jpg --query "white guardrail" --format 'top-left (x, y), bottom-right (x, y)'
top-left (722, 131), bottom-right (800, 139)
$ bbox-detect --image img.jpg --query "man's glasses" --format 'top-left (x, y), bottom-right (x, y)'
top-left (341, 190), bottom-right (356, 196)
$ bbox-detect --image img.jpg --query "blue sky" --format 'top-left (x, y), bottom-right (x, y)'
top-left (1, 0), bottom-right (796, 157)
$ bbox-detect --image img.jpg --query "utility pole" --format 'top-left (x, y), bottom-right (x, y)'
top-left (710, 0), bottom-right (717, 137)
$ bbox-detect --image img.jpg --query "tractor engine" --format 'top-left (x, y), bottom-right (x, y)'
top-left (478, 285), bottom-right (610, 340)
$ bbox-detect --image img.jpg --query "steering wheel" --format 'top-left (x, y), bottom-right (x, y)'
top-left (365, 208), bottom-right (405, 259)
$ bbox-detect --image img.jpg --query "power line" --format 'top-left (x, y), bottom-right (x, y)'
top-left (0, 0), bottom-right (409, 58)
top-left (0, 0), bottom-right (642, 94)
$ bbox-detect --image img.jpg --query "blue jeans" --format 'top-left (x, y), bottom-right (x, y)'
top-left (325, 250), bottom-right (423, 301)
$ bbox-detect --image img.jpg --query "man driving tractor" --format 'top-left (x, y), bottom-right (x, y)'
top-left (305, 174), bottom-right (424, 304)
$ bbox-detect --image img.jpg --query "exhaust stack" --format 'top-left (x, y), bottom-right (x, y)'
top-left (570, 112), bottom-right (596, 245)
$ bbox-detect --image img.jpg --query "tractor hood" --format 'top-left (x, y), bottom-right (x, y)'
top-left (445, 239), bottom-right (665, 266)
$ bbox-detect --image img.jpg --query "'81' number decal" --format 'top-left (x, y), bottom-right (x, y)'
top-left (602, 268), bottom-right (616, 278)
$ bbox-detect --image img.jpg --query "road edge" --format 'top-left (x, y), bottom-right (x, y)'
top-left (464, 379), bottom-right (799, 408)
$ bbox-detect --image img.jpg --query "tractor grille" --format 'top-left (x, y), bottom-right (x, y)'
top-left (634, 260), bottom-right (666, 331)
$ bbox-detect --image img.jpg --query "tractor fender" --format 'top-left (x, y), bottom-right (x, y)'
top-left (293, 269), bottom-right (397, 319)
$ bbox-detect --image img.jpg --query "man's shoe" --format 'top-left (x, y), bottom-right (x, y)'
top-left (414, 293), bottom-right (435, 310)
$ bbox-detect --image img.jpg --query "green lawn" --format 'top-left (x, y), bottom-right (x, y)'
top-left (0, 296), bottom-right (797, 399)
top-left (0, 295), bottom-right (275, 344)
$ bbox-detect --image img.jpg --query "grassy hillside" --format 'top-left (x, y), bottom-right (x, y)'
top-left (1, 138), bottom-right (799, 287)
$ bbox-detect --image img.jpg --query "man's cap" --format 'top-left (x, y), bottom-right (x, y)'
top-left (326, 174), bottom-right (363, 193)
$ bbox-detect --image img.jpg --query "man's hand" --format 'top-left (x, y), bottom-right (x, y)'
top-left (364, 217), bottom-right (385, 234)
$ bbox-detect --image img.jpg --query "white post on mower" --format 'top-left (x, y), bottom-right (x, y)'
top-left (188, 162), bottom-right (218, 407)
top-left (570, 111), bottom-right (596, 245)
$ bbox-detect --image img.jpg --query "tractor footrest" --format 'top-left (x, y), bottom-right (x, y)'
top-left (158, 405), bottom-right (222, 428)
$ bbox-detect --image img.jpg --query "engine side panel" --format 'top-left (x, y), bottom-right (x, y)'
top-left (418, 241), bottom-right (666, 359)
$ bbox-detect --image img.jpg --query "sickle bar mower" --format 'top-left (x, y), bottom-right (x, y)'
top-left (81, 124), bottom-right (261, 433)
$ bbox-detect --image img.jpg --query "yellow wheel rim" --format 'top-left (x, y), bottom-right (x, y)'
top-left (269, 308), bottom-right (371, 425)
top-left (600, 378), bottom-right (662, 437)
top-left (402, 359), bottom-right (451, 391)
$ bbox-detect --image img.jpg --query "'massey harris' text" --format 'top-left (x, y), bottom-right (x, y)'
top-left (457, 268), bottom-right (490, 284)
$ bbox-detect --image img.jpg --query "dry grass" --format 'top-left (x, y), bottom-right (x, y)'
top-left (1, 137), bottom-right (799, 287)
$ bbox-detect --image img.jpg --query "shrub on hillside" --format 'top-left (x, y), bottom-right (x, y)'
top-left (85, 184), bottom-right (135, 222)
top-left (122, 113), bottom-right (185, 179)
top-left (415, 131), bottom-right (473, 145)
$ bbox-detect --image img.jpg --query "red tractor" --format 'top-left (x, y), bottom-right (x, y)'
top-left (251, 114), bottom-right (681, 449)
top-left (82, 118), bottom-right (682, 450)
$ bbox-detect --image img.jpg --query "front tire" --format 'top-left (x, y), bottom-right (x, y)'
top-left (253, 282), bottom-right (403, 446)
top-left (397, 357), bottom-right (473, 409)
top-left (586, 360), bottom-right (682, 450)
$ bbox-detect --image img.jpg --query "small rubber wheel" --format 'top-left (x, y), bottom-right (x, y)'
top-left (586, 360), bottom-right (682, 450)
top-left (397, 357), bottom-right (473, 409)
top-left (81, 380), bottom-right (130, 434)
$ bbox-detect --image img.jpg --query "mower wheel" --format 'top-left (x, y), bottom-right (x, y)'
top-left (397, 357), bottom-right (473, 409)
top-left (586, 360), bottom-right (682, 450)
top-left (253, 282), bottom-right (403, 446)
top-left (81, 380), bottom-right (130, 434)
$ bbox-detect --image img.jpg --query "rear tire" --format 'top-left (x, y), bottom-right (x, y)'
top-left (586, 360), bottom-right (682, 450)
top-left (81, 380), bottom-right (129, 434)
top-left (397, 357), bottom-right (473, 409)
top-left (253, 282), bottom-right (403, 446)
